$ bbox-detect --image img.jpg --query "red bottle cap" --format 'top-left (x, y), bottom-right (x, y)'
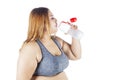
top-left (70, 17), bottom-right (77, 23)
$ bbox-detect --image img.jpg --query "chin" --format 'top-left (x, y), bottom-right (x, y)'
top-left (55, 29), bottom-right (58, 32)
top-left (50, 30), bottom-right (58, 34)
top-left (53, 30), bottom-right (58, 34)
top-left (54, 28), bottom-right (58, 32)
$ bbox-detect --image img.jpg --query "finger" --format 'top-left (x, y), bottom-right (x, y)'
top-left (71, 25), bottom-right (78, 30)
top-left (74, 25), bottom-right (78, 29)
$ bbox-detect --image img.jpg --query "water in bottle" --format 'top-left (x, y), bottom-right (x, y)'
top-left (57, 17), bottom-right (83, 40)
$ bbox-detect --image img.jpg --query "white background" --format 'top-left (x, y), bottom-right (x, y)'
top-left (0, 0), bottom-right (120, 80)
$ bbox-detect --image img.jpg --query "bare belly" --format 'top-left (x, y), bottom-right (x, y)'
top-left (31, 72), bottom-right (68, 80)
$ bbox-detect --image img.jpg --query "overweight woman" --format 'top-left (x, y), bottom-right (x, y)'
top-left (16, 7), bottom-right (81, 80)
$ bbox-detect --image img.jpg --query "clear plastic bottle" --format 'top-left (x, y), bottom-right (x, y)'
top-left (58, 17), bottom-right (83, 40)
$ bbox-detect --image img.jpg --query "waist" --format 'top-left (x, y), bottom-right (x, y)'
top-left (32, 72), bottom-right (68, 80)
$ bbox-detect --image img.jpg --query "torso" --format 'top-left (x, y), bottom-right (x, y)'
top-left (31, 72), bottom-right (68, 80)
top-left (32, 37), bottom-right (69, 80)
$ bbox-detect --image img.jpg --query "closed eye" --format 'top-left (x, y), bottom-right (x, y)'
top-left (51, 17), bottom-right (55, 20)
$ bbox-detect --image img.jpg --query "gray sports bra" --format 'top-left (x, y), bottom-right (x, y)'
top-left (33, 38), bottom-right (69, 76)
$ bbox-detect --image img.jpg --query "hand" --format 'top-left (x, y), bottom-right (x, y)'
top-left (60, 21), bottom-right (78, 30)
top-left (70, 24), bottom-right (78, 30)
top-left (67, 22), bottom-right (78, 30)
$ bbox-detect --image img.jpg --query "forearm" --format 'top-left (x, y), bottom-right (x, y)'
top-left (71, 38), bottom-right (81, 59)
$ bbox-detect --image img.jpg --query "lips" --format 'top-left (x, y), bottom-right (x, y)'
top-left (55, 23), bottom-right (57, 27)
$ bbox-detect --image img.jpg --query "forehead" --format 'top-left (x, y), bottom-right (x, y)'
top-left (48, 11), bottom-right (53, 16)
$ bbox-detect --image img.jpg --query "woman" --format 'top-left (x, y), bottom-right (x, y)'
top-left (16, 7), bottom-right (81, 80)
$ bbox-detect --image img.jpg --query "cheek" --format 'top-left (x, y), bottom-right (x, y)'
top-left (50, 22), bottom-right (56, 28)
top-left (50, 21), bottom-right (55, 26)
top-left (50, 25), bottom-right (58, 33)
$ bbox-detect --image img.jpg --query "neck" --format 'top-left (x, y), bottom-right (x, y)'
top-left (40, 32), bottom-right (52, 42)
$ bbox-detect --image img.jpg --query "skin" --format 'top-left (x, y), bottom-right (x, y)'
top-left (16, 11), bottom-right (81, 80)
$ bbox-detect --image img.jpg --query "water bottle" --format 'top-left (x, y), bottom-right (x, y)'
top-left (58, 17), bottom-right (83, 40)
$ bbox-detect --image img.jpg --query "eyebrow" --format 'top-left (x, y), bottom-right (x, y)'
top-left (50, 15), bottom-right (54, 17)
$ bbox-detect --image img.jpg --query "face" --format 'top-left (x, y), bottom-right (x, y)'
top-left (48, 11), bottom-right (58, 34)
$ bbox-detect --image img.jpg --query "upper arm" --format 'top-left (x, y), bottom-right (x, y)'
top-left (56, 37), bottom-right (77, 60)
top-left (16, 42), bottom-right (41, 80)
top-left (62, 41), bottom-right (78, 60)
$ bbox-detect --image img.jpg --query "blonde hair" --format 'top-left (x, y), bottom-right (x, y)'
top-left (25, 7), bottom-right (50, 43)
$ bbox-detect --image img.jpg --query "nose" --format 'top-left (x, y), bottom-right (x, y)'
top-left (55, 18), bottom-right (57, 22)
top-left (54, 18), bottom-right (57, 26)
top-left (54, 18), bottom-right (57, 24)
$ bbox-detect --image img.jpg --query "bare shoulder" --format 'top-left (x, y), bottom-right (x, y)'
top-left (17, 41), bottom-right (42, 80)
top-left (55, 36), bottom-right (70, 48)
top-left (20, 41), bottom-right (37, 52)
top-left (19, 41), bottom-right (42, 62)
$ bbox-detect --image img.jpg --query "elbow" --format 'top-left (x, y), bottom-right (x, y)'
top-left (71, 49), bottom-right (82, 60)
top-left (75, 55), bottom-right (81, 60)
top-left (70, 55), bottom-right (81, 60)
top-left (77, 55), bottom-right (81, 60)
top-left (73, 52), bottom-right (82, 60)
